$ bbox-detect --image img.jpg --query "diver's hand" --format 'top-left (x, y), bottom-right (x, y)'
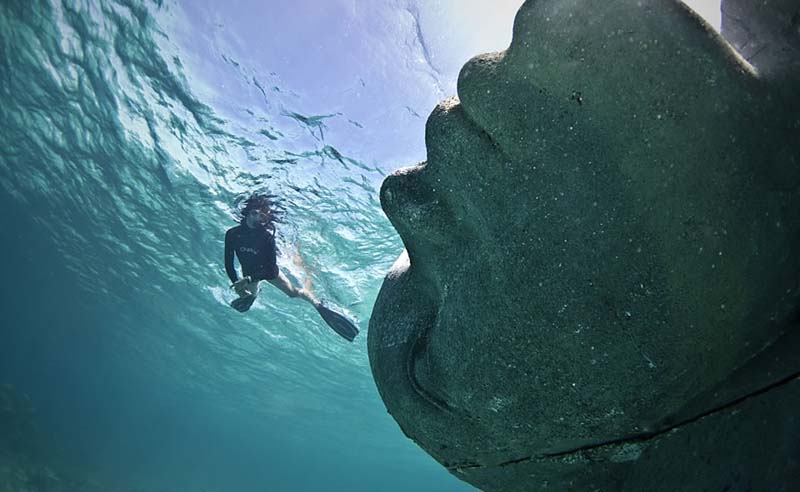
top-left (231, 277), bottom-right (253, 297)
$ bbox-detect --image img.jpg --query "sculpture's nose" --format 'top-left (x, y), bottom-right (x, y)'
top-left (380, 163), bottom-right (455, 254)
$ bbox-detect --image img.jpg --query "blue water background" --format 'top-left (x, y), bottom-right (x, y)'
top-left (0, 0), bottom-right (519, 489)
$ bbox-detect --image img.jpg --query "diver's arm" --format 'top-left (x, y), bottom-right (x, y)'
top-left (224, 229), bottom-right (239, 284)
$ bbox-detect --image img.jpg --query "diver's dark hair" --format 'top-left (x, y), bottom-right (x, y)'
top-left (235, 192), bottom-right (285, 232)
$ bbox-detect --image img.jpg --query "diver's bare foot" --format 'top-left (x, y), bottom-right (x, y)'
top-left (297, 289), bottom-right (321, 307)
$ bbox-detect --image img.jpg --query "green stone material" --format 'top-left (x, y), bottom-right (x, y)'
top-left (369, 0), bottom-right (800, 490)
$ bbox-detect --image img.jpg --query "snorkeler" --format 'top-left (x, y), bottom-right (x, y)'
top-left (224, 193), bottom-right (359, 342)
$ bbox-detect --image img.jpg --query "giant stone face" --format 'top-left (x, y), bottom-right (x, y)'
top-left (368, 0), bottom-right (800, 490)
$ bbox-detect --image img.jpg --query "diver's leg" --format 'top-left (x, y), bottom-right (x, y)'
top-left (268, 272), bottom-right (320, 307)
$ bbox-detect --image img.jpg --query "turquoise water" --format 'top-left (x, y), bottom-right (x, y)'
top-left (0, 0), bottom-right (470, 490)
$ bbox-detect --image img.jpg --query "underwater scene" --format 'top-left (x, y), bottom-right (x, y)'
top-left (4, 0), bottom-right (797, 491)
top-left (0, 0), bottom-right (513, 489)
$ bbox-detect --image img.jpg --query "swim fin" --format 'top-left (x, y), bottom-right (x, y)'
top-left (230, 294), bottom-right (256, 313)
top-left (315, 303), bottom-right (359, 342)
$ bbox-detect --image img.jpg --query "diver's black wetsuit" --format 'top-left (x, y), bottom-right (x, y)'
top-left (224, 224), bottom-right (279, 283)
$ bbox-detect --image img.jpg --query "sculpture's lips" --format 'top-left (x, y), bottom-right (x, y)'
top-left (367, 252), bottom-right (451, 420)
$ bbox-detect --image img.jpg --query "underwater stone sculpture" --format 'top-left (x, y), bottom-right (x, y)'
top-left (368, 0), bottom-right (800, 490)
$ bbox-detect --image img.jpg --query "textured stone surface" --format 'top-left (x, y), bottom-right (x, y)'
top-left (368, 0), bottom-right (800, 490)
top-left (721, 0), bottom-right (800, 83)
